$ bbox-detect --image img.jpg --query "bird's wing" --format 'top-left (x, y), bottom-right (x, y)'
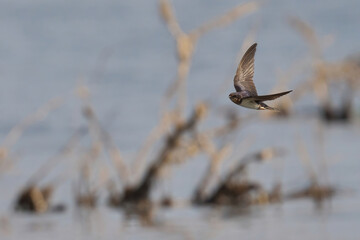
top-left (233, 43), bottom-right (258, 95)
top-left (249, 90), bottom-right (292, 101)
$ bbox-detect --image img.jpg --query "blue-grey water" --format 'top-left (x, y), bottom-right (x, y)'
top-left (0, 0), bottom-right (360, 239)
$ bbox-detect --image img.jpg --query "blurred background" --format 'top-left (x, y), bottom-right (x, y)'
top-left (0, 0), bottom-right (360, 239)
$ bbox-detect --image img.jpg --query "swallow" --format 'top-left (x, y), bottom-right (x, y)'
top-left (229, 43), bottom-right (292, 110)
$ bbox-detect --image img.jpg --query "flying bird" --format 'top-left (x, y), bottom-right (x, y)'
top-left (229, 43), bottom-right (292, 110)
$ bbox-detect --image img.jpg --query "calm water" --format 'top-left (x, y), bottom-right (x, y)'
top-left (0, 0), bottom-right (360, 239)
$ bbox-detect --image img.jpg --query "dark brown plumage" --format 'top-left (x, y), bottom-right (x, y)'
top-left (229, 43), bottom-right (292, 110)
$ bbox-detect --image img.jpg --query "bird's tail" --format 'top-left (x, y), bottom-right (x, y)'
top-left (258, 102), bottom-right (279, 111)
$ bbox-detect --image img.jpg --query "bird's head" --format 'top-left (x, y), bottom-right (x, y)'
top-left (229, 92), bottom-right (241, 104)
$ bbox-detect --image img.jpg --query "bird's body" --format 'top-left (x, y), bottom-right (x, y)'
top-left (229, 43), bottom-right (292, 110)
top-left (229, 90), bottom-right (292, 110)
top-left (230, 94), bottom-right (261, 109)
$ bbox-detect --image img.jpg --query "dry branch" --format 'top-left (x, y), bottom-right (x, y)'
top-left (159, 0), bottom-right (259, 117)
top-left (120, 103), bottom-right (207, 204)
top-left (0, 98), bottom-right (63, 171)
top-left (199, 148), bottom-right (282, 205)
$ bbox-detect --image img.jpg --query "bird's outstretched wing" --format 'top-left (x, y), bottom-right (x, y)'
top-left (249, 90), bottom-right (292, 101)
top-left (234, 43), bottom-right (258, 95)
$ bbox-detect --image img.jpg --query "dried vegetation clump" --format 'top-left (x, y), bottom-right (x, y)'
top-left (194, 148), bottom-right (284, 206)
top-left (0, 1), bottom-right (358, 224)
top-left (286, 17), bottom-right (360, 122)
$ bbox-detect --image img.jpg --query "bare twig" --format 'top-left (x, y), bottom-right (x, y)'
top-left (190, 2), bottom-right (259, 39)
top-left (27, 128), bottom-right (86, 186)
top-left (1, 97), bottom-right (63, 149)
top-left (121, 103), bottom-right (207, 204)
top-left (159, 0), bottom-right (259, 118)
top-left (201, 147), bottom-right (282, 205)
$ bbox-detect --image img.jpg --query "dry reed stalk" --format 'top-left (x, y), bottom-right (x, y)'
top-left (190, 2), bottom-right (259, 39)
top-left (155, 109), bottom-right (240, 174)
top-left (291, 133), bottom-right (336, 202)
top-left (192, 143), bottom-right (232, 203)
top-left (0, 98), bottom-right (63, 171)
top-left (289, 17), bottom-right (330, 105)
top-left (159, 0), bottom-right (183, 38)
top-left (9, 97), bottom-right (106, 213)
top-left (151, 99), bottom-right (251, 204)
top-left (159, 0), bottom-right (259, 118)
top-left (26, 128), bottom-right (85, 186)
top-left (192, 127), bottom-right (255, 204)
top-left (131, 107), bottom-right (177, 182)
top-left (291, 60), bottom-right (357, 112)
top-left (100, 129), bottom-right (129, 184)
top-left (74, 154), bottom-right (100, 208)
top-left (288, 17), bottom-right (322, 59)
top-left (14, 127), bottom-right (85, 213)
top-left (77, 84), bottom-right (128, 184)
top-left (201, 148), bottom-right (279, 205)
top-left (74, 85), bottom-right (104, 208)
top-left (74, 84), bottom-right (130, 207)
top-left (120, 103), bottom-right (207, 204)
top-left (74, 141), bottom-right (116, 208)
top-left (1, 97), bottom-right (63, 149)
top-left (128, 91), bottom-right (245, 206)
top-left (201, 147), bottom-right (281, 205)
top-left (190, 106), bottom-right (263, 203)
top-left (289, 17), bottom-right (359, 121)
